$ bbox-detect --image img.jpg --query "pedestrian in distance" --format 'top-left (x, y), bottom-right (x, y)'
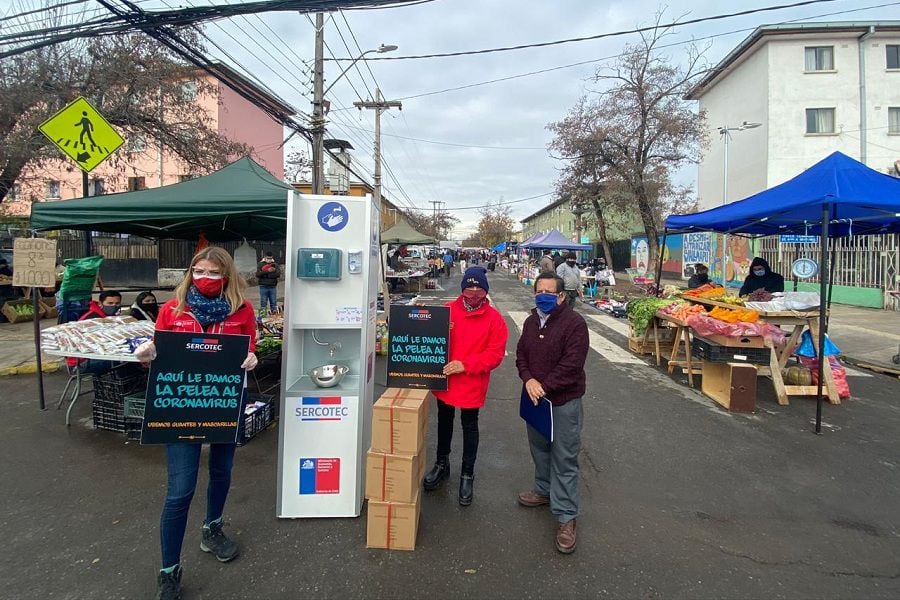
top-left (256, 251), bottom-right (280, 314)
top-left (134, 246), bottom-right (258, 600)
top-left (423, 266), bottom-right (508, 506)
top-left (539, 249), bottom-right (555, 274)
top-left (515, 272), bottom-right (589, 554)
top-left (556, 251), bottom-right (583, 307)
top-left (442, 250), bottom-right (454, 277)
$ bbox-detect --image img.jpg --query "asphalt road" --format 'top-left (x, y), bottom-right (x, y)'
top-left (1, 271), bottom-right (898, 599)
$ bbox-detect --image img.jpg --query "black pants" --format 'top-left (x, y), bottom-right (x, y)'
top-left (436, 398), bottom-right (479, 476)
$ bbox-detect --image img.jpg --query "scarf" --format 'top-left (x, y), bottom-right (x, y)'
top-left (186, 285), bottom-right (232, 328)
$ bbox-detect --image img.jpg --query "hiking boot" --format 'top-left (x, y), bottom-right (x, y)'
top-left (423, 455), bottom-right (450, 491)
top-left (156, 565), bottom-right (182, 600)
top-left (200, 520), bottom-right (239, 562)
top-left (517, 490), bottom-right (550, 507)
top-left (458, 474), bottom-right (474, 506)
top-left (556, 519), bottom-right (577, 554)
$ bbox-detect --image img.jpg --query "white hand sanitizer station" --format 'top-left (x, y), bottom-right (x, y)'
top-left (277, 192), bottom-right (380, 518)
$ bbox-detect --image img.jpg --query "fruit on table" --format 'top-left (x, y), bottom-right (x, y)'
top-left (707, 306), bottom-right (760, 323)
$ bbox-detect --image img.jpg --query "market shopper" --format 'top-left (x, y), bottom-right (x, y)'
top-left (515, 272), bottom-right (589, 554)
top-left (134, 246), bottom-right (258, 600)
top-left (442, 250), bottom-right (454, 277)
top-left (539, 249), bottom-right (555, 274)
top-left (556, 252), bottom-right (583, 307)
top-left (256, 251), bottom-right (280, 314)
top-left (423, 266), bottom-right (508, 506)
top-left (739, 257), bottom-right (785, 296)
top-left (130, 291), bottom-right (159, 321)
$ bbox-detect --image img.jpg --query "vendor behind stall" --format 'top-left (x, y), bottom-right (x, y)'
top-left (739, 257), bottom-right (785, 296)
top-left (687, 263), bottom-right (710, 289)
top-left (65, 290), bottom-right (123, 374)
top-left (130, 291), bottom-right (159, 322)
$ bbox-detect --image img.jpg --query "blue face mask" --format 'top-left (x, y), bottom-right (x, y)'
top-left (535, 292), bottom-right (560, 313)
top-left (753, 268), bottom-right (766, 277)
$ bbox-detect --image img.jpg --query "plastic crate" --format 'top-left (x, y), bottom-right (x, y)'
top-left (237, 393), bottom-right (276, 446)
top-left (125, 417), bottom-right (143, 441)
top-left (124, 394), bottom-right (145, 419)
top-left (91, 364), bottom-right (148, 433)
top-left (692, 337), bottom-right (770, 365)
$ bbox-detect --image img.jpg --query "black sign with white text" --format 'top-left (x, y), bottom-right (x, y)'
top-left (141, 331), bottom-right (249, 444)
top-left (387, 305), bottom-right (450, 390)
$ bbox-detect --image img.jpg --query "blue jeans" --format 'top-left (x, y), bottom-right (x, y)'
top-left (259, 286), bottom-right (277, 313)
top-left (160, 443), bottom-right (236, 568)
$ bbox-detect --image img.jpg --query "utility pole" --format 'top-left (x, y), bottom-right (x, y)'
top-left (429, 199), bottom-right (441, 240)
top-left (311, 12), bottom-right (325, 194)
top-left (354, 88), bottom-right (401, 208)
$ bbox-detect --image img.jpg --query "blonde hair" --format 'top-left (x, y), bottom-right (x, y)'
top-left (174, 246), bottom-right (247, 315)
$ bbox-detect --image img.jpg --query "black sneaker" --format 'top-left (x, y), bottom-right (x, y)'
top-left (156, 565), bottom-right (182, 600)
top-left (200, 520), bottom-right (239, 562)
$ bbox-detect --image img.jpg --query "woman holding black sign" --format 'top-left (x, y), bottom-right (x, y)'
top-left (422, 266), bottom-right (508, 506)
top-left (134, 246), bottom-right (257, 600)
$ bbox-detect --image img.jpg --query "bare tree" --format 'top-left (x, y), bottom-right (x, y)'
top-left (548, 15), bottom-right (708, 272)
top-left (0, 25), bottom-right (249, 203)
top-left (402, 209), bottom-right (459, 242)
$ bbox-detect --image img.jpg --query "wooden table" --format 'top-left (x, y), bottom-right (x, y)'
top-left (682, 296), bottom-right (839, 405)
top-left (652, 311), bottom-right (700, 387)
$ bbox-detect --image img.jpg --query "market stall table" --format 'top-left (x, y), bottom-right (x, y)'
top-left (651, 311), bottom-right (700, 387)
top-left (681, 296), bottom-right (839, 405)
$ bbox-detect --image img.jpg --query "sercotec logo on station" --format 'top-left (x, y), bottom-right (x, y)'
top-left (296, 396), bottom-right (350, 421)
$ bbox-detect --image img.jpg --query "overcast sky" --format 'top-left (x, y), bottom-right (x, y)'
top-left (3, 0), bottom-right (893, 236)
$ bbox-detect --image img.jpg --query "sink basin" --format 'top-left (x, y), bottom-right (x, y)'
top-left (308, 364), bottom-right (350, 388)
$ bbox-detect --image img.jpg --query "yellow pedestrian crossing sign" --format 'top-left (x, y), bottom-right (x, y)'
top-left (38, 96), bottom-right (125, 173)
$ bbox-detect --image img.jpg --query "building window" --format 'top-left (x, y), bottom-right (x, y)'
top-left (179, 81), bottom-right (198, 101)
top-left (805, 108), bottom-right (835, 134)
top-left (804, 46), bottom-right (834, 71)
top-left (46, 180), bottom-right (60, 199)
top-left (127, 176), bottom-right (146, 191)
top-left (887, 45), bottom-right (900, 69)
top-left (7, 183), bottom-right (21, 201)
top-left (890, 108), bottom-right (900, 134)
top-left (127, 135), bottom-right (146, 153)
top-left (90, 178), bottom-right (105, 196)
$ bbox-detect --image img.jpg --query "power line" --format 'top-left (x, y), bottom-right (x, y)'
top-left (339, 123), bottom-right (546, 149)
top-left (328, 0), bottom-right (843, 61)
top-left (447, 192), bottom-right (555, 211)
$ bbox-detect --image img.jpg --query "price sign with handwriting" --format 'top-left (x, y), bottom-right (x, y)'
top-left (13, 238), bottom-right (57, 288)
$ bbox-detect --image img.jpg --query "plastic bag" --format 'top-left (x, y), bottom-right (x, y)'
top-left (686, 314), bottom-right (787, 346)
top-left (59, 255), bottom-right (104, 301)
top-left (783, 292), bottom-right (821, 311)
top-left (795, 329), bottom-right (841, 357)
top-left (798, 356), bottom-right (851, 399)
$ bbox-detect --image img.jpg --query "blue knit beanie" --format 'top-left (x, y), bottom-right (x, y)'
top-left (461, 266), bottom-right (489, 292)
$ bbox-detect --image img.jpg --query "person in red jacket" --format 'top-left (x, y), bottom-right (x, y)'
top-left (134, 246), bottom-right (257, 600)
top-left (423, 266), bottom-right (508, 506)
top-left (64, 290), bottom-right (123, 374)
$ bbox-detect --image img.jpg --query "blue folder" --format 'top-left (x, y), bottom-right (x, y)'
top-left (520, 386), bottom-right (553, 442)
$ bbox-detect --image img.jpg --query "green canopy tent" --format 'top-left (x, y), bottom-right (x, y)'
top-left (30, 157), bottom-right (293, 241)
top-left (380, 218), bottom-right (435, 245)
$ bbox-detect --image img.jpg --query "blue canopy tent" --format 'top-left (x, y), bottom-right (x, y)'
top-left (521, 229), bottom-right (592, 251)
top-left (491, 241), bottom-right (507, 252)
top-left (662, 151), bottom-right (900, 433)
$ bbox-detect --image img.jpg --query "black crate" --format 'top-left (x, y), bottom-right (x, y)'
top-left (238, 393), bottom-right (276, 446)
top-left (692, 337), bottom-right (770, 365)
top-left (91, 364), bottom-right (148, 433)
top-left (125, 416), bottom-right (143, 441)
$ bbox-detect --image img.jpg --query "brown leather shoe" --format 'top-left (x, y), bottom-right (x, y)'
top-left (556, 519), bottom-right (576, 554)
top-left (517, 490), bottom-right (550, 507)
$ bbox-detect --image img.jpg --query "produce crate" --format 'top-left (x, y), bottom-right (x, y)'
top-left (91, 364), bottom-right (148, 433)
top-left (125, 417), bottom-right (143, 441)
top-left (692, 337), bottom-right (770, 365)
top-left (2, 299), bottom-right (44, 323)
top-left (237, 393), bottom-right (276, 446)
top-left (628, 336), bottom-right (675, 356)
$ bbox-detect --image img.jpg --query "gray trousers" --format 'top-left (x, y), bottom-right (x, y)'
top-left (526, 397), bottom-right (583, 523)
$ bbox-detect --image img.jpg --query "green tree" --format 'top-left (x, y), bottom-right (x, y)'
top-left (474, 200), bottom-right (515, 248)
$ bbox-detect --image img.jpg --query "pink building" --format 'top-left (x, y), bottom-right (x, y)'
top-left (5, 63), bottom-right (290, 216)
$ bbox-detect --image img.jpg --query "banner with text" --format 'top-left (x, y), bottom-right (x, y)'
top-left (141, 331), bottom-right (249, 444)
top-left (387, 305), bottom-right (450, 390)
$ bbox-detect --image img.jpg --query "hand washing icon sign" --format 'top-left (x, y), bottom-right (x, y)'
top-left (317, 202), bottom-right (348, 232)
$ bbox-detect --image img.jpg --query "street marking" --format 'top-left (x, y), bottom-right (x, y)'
top-left (585, 312), bottom-right (630, 337)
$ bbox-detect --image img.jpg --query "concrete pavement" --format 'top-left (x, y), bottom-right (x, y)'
top-left (1, 270), bottom-right (898, 599)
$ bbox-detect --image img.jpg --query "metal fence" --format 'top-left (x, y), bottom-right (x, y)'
top-left (758, 234), bottom-right (899, 307)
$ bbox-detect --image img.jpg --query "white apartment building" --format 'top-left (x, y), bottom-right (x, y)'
top-left (686, 22), bottom-right (900, 309)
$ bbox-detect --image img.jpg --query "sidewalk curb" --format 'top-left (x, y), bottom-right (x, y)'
top-left (0, 360), bottom-right (63, 377)
top-left (842, 355), bottom-right (900, 377)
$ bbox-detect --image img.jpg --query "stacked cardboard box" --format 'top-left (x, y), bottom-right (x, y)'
top-left (365, 388), bottom-right (431, 551)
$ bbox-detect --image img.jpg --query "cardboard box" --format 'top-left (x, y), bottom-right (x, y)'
top-left (365, 450), bottom-right (425, 503)
top-left (366, 493), bottom-right (421, 551)
top-left (701, 360), bottom-right (757, 412)
top-left (379, 388), bottom-right (434, 402)
top-left (371, 394), bottom-right (429, 455)
top-left (700, 333), bottom-right (766, 349)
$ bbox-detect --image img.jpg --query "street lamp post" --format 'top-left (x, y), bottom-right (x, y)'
top-left (717, 120), bottom-right (761, 285)
top-left (311, 39), bottom-right (397, 194)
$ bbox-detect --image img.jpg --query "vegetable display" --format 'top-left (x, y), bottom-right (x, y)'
top-left (660, 302), bottom-right (706, 322)
top-left (747, 289), bottom-right (774, 302)
top-left (626, 297), bottom-right (673, 335)
top-left (707, 306), bottom-right (760, 323)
